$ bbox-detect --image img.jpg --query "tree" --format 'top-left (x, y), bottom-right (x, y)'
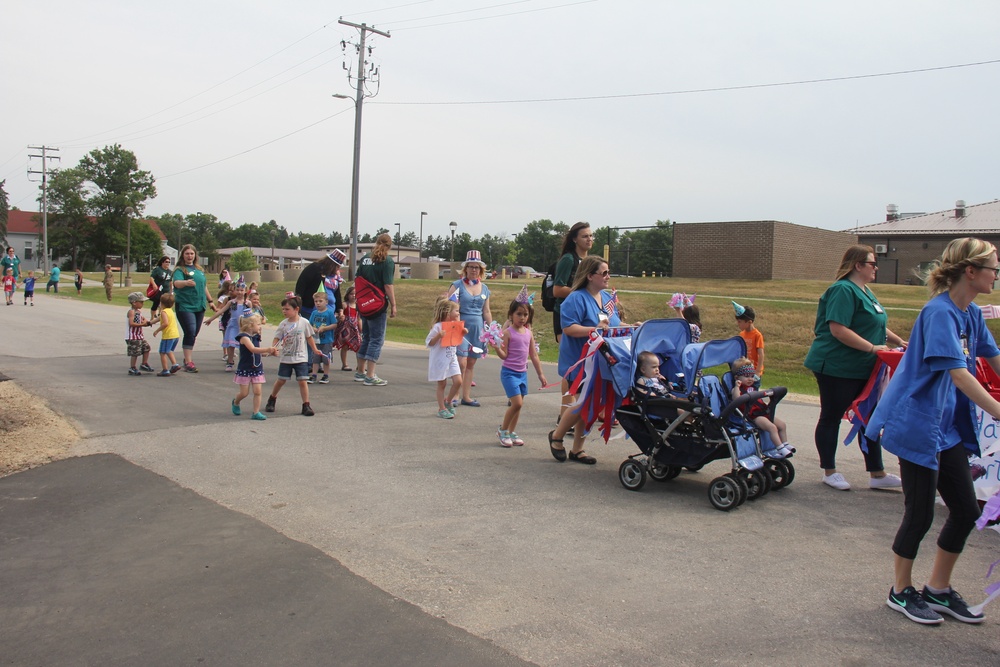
top-left (78, 145), bottom-right (156, 265)
top-left (46, 168), bottom-right (91, 269)
top-left (513, 219), bottom-right (567, 270)
top-left (130, 221), bottom-right (165, 272)
top-left (0, 180), bottom-right (8, 245)
top-left (285, 232), bottom-right (326, 250)
top-left (327, 230), bottom-right (348, 245)
top-left (229, 248), bottom-right (259, 272)
top-left (618, 221), bottom-right (673, 276)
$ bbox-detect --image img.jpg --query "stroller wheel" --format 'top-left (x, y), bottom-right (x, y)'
top-left (619, 459), bottom-right (647, 491)
top-left (708, 475), bottom-right (742, 511)
top-left (781, 459), bottom-right (795, 487)
top-left (727, 472), bottom-right (749, 505)
top-left (740, 469), bottom-right (770, 500)
top-left (649, 462), bottom-right (682, 482)
top-left (765, 459), bottom-right (791, 490)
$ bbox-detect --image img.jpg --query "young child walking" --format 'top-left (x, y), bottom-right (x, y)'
top-left (3, 268), bottom-right (15, 305)
top-left (265, 296), bottom-right (322, 416)
top-left (232, 313), bottom-right (276, 420)
top-left (22, 271), bottom-right (36, 306)
top-left (733, 301), bottom-right (764, 382)
top-left (335, 285), bottom-right (361, 371)
top-left (125, 292), bottom-right (156, 375)
top-left (206, 281), bottom-right (248, 371)
top-left (731, 357), bottom-right (793, 454)
top-left (151, 293), bottom-right (182, 376)
top-left (490, 291), bottom-right (547, 446)
top-left (248, 290), bottom-right (267, 324)
top-left (426, 297), bottom-right (465, 419)
top-left (308, 291), bottom-right (337, 384)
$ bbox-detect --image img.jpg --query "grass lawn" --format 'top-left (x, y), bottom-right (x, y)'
top-left (69, 273), bottom-right (1000, 396)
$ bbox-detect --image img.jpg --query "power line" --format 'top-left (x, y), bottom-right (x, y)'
top-left (378, 0), bottom-right (535, 26)
top-left (375, 58), bottom-right (1000, 105)
top-left (386, 0), bottom-right (598, 30)
top-left (157, 107), bottom-right (352, 180)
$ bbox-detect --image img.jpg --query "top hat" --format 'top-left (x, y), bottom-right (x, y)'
top-left (327, 249), bottom-right (348, 266)
top-left (461, 249), bottom-right (487, 269)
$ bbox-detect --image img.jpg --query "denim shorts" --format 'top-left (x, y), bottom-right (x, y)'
top-left (277, 361), bottom-right (311, 380)
top-left (159, 338), bottom-right (179, 355)
top-left (358, 310), bottom-right (388, 362)
top-left (500, 367), bottom-right (528, 399)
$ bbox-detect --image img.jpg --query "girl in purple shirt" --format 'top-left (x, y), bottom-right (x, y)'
top-left (490, 297), bottom-right (547, 448)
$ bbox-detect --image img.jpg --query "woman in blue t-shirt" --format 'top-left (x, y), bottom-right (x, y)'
top-left (868, 237), bottom-right (1000, 626)
top-left (547, 256), bottom-right (626, 465)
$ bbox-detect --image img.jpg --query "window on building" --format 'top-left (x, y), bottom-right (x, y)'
top-left (24, 241), bottom-right (33, 261)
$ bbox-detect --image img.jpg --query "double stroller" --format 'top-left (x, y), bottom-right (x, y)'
top-left (585, 319), bottom-right (795, 511)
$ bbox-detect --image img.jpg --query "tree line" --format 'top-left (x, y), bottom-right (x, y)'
top-left (16, 144), bottom-right (674, 276)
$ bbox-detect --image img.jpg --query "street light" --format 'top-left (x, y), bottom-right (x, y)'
top-left (394, 222), bottom-right (401, 264)
top-left (419, 211), bottom-right (427, 262)
top-left (269, 229), bottom-right (277, 270)
top-left (449, 221), bottom-right (458, 263)
top-left (124, 206), bottom-right (134, 287)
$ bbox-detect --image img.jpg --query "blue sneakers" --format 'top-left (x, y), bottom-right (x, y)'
top-left (922, 586), bottom-right (985, 624)
top-left (886, 586), bottom-right (943, 625)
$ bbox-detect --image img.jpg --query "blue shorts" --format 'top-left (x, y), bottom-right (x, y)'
top-left (500, 367), bottom-right (528, 399)
top-left (277, 361), bottom-right (311, 381)
top-left (159, 338), bottom-right (179, 355)
top-left (312, 342), bottom-right (333, 366)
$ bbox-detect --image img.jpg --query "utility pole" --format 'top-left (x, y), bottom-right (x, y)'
top-left (337, 18), bottom-right (390, 280)
top-left (27, 145), bottom-right (60, 273)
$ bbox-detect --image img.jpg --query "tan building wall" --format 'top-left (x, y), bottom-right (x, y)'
top-left (859, 234), bottom-right (1000, 285)
top-left (674, 221), bottom-right (857, 281)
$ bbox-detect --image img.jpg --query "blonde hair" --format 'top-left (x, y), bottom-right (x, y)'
top-left (571, 256), bottom-right (609, 291)
top-left (371, 233), bottom-right (392, 263)
top-left (835, 245), bottom-right (875, 281)
top-left (239, 313), bottom-right (262, 333)
top-left (923, 237), bottom-right (997, 296)
top-left (433, 297), bottom-right (458, 324)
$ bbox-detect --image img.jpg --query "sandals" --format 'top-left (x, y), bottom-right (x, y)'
top-left (340, 365), bottom-right (352, 371)
top-left (568, 450), bottom-right (597, 465)
top-left (548, 430), bottom-right (567, 462)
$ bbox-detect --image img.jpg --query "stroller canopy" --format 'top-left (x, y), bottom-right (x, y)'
top-left (621, 319), bottom-right (692, 397)
top-left (681, 336), bottom-right (747, 383)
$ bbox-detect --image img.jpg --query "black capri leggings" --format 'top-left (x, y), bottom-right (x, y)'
top-left (892, 443), bottom-right (982, 560)
top-left (813, 371), bottom-right (885, 471)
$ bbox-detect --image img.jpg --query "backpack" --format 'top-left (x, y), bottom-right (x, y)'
top-left (541, 262), bottom-right (558, 312)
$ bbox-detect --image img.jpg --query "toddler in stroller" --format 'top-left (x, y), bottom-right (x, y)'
top-left (730, 357), bottom-right (794, 458)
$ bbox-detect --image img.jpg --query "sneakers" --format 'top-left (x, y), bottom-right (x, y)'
top-left (364, 375), bottom-right (388, 386)
top-left (139, 363), bottom-right (155, 373)
top-left (307, 374), bottom-right (316, 384)
top-left (353, 372), bottom-right (367, 382)
top-left (169, 364), bottom-right (182, 374)
top-left (437, 409), bottom-right (454, 419)
top-left (128, 367), bottom-right (141, 376)
top-left (184, 362), bottom-right (198, 373)
top-left (870, 473), bottom-right (903, 489)
top-left (823, 472), bottom-right (851, 491)
top-left (251, 412), bottom-right (267, 420)
top-left (319, 374), bottom-right (329, 384)
top-left (226, 364), bottom-right (234, 373)
top-left (497, 428), bottom-right (513, 447)
top-left (301, 402), bottom-right (314, 416)
top-left (922, 586), bottom-right (985, 624)
top-left (886, 586), bottom-right (943, 625)
top-left (265, 396), bottom-right (276, 413)
top-left (509, 432), bottom-right (524, 446)
top-left (157, 369), bottom-right (172, 377)
top-left (232, 399), bottom-right (241, 416)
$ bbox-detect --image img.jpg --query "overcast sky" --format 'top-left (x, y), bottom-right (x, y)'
top-left (4, 1), bottom-right (999, 243)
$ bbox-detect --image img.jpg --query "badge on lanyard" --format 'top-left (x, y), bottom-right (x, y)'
top-left (961, 332), bottom-right (970, 357)
top-left (873, 303), bottom-right (884, 314)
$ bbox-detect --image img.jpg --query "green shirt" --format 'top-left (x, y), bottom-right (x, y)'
top-left (172, 266), bottom-right (207, 313)
top-left (151, 266), bottom-right (173, 293)
top-left (553, 252), bottom-right (581, 314)
top-left (357, 253), bottom-right (395, 290)
top-left (804, 279), bottom-right (888, 379)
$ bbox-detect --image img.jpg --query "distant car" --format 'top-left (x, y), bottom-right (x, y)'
top-left (498, 265), bottom-right (542, 279)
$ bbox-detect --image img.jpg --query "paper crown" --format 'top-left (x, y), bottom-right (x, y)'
top-left (448, 291), bottom-right (459, 303)
top-left (327, 249), bottom-right (347, 266)
top-left (732, 300), bottom-right (746, 317)
top-left (669, 292), bottom-right (695, 310)
top-left (515, 285), bottom-right (535, 306)
top-left (461, 250), bottom-right (487, 268)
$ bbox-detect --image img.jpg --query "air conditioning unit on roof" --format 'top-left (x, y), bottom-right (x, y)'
top-left (874, 244), bottom-right (888, 254)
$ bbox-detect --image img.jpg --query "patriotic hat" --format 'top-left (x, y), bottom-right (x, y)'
top-left (327, 249), bottom-right (348, 266)
top-left (461, 249), bottom-right (487, 269)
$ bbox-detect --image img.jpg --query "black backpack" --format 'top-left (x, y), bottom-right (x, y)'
top-left (541, 262), bottom-right (558, 312)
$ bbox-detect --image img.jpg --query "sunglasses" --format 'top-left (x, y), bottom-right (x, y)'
top-left (591, 269), bottom-right (610, 277)
top-left (860, 261), bottom-right (878, 267)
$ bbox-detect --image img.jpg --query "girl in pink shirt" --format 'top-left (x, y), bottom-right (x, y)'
top-left (490, 296), bottom-right (547, 447)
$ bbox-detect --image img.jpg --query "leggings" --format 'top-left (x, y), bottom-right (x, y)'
top-left (175, 309), bottom-right (205, 350)
top-left (813, 371), bottom-right (884, 471)
top-left (892, 444), bottom-right (982, 560)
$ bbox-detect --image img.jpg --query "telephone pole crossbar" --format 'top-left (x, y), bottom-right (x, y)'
top-left (27, 145), bottom-right (61, 273)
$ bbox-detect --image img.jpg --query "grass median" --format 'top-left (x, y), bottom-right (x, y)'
top-left (68, 273), bottom-right (1000, 396)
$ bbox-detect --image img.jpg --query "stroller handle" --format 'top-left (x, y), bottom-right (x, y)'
top-left (719, 386), bottom-right (787, 421)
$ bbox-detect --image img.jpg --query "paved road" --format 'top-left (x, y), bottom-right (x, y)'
top-left (1, 293), bottom-right (998, 666)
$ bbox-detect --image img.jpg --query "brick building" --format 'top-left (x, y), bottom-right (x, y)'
top-left (672, 220), bottom-right (857, 281)
top-left (854, 200), bottom-right (1000, 285)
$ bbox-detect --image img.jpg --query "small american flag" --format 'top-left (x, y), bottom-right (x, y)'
top-left (603, 289), bottom-right (618, 316)
top-left (981, 304), bottom-right (1000, 319)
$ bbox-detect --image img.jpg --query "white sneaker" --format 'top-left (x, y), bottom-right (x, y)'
top-left (823, 472), bottom-right (851, 490)
top-left (870, 473), bottom-right (902, 489)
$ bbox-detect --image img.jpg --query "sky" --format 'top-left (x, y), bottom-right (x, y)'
top-left (3, 1), bottom-right (999, 244)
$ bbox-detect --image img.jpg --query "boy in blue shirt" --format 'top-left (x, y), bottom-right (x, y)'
top-left (308, 291), bottom-right (337, 384)
top-left (23, 271), bottom-right (36, 306)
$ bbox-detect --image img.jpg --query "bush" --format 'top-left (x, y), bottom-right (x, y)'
top-left (229, 248), bottom-right (258, 272)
